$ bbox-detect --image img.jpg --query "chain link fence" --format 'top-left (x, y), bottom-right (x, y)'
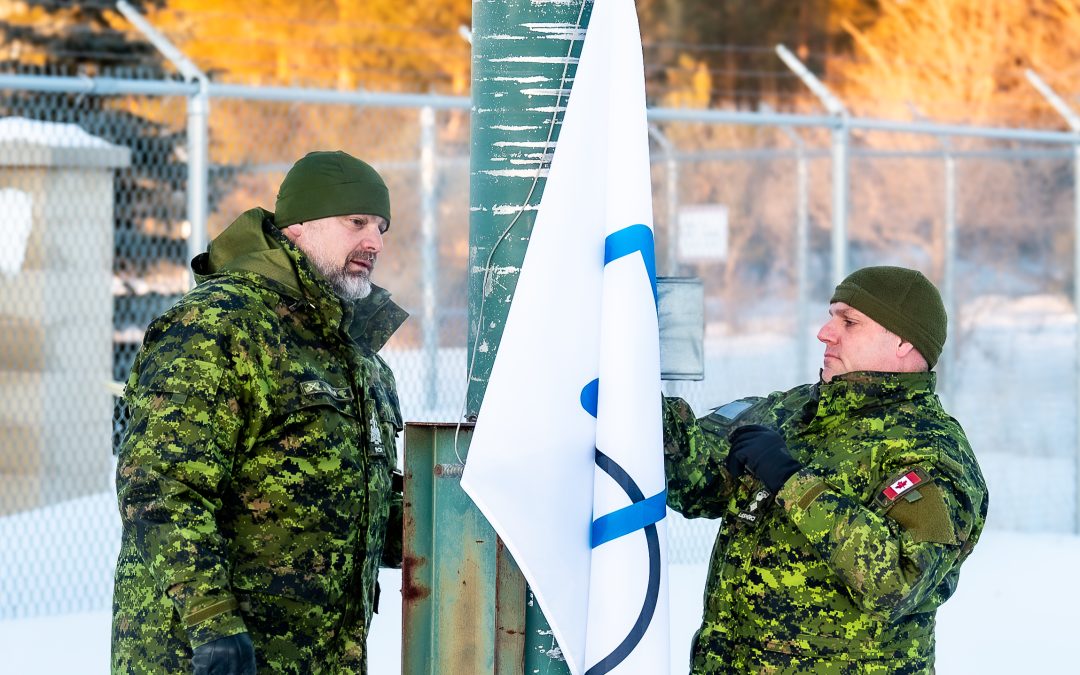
top-left (1, 70), bottom-right (1077, 610)
top-left (660, 124), bottom-right (1078, 561)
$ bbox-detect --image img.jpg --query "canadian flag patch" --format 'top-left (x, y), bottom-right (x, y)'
top-left (882, 471), bottom-right (922, 500)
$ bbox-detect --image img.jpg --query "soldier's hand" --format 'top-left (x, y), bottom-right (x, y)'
top-left (191, 632), bottom-right (257, 675)
top-left (726, 424), bottom-right (803, 493)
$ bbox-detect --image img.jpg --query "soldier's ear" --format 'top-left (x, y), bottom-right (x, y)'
top-left (895, 339), bottom-right (915, 359)
top-left (281, 223), bottom-right (303, 243)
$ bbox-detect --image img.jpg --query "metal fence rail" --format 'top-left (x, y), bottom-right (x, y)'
top-left (0, 70), bottom-right (1078, 616)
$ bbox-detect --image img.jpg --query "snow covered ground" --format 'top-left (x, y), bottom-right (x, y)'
top-left (1, 523), bottom-right (1077, 674)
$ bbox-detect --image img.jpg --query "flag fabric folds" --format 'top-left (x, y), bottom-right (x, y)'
top-left (460, 1), bottom-right (669, 673)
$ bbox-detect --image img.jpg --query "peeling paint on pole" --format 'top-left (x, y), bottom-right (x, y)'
top-left (467, 0), bottom-right (593, 418)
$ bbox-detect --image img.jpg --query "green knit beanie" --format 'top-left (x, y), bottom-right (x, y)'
top-left (829, 266), bottom-right (947, 367)
top-left (274, 150), bottom-right (391, 228)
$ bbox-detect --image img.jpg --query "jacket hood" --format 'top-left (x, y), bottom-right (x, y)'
top-left (191, 207), bottom-right (407, 352)
top-left (192, 207), bottom-right (303, 297)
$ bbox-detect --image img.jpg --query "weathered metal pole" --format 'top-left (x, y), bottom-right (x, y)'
top-left (468, 0), bottom-right (592, 671)
top-left (468, 0), bottom-right (589, 415)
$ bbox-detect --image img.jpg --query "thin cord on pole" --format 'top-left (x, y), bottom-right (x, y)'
top-left (454, 0), bottom-right (589, 465)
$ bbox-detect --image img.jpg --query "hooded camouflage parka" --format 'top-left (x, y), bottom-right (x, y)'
top-left (664, 371), bottom-right (987, 674)
top-left (112, 208), bottom-right (407, 674)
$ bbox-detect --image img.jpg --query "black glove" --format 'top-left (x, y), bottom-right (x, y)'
top-left (191, 632), bottom-right (257, 675)
top-left (726, 424), bottom-right (803, 494)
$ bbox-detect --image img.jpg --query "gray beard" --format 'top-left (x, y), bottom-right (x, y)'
top-left (302, 244), bottom-right (373, 302)
top-left (323, 266), bottom-right (372, 302)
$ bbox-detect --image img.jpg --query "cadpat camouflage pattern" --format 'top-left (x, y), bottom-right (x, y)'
top-left (664, 371), bottom-right (987, 674)
top-left (112, 209), bottom-right (406, 674)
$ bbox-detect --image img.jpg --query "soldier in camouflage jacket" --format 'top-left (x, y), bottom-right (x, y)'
top-left (112, 152), bottom-right (407, 674)
top-left (665, 267), bottom-right (988, 674)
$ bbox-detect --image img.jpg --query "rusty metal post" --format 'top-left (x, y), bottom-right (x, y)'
top-left (402, 423), bottom-right (526, 673)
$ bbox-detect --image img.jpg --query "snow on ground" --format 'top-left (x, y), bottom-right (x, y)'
top-left (0, 526), bottom-right (1077, 674)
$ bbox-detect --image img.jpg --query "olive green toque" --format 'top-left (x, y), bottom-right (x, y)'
top-left (830, 266), bottom-right (947, 367)
top-left (274, 150), bottom-right (391, 228)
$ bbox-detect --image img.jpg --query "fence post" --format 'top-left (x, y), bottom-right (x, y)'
top-left (115, 0), bottom-right (209, 283)
top-left (795, 136), bottom-right (810, 376)
top-left (186, 80), bottom-right (209, 274)
top-left (776, 44), bottom-right (849, 286)
top-left (1025, 69), bottom-right (1080, 533)
top-left (941, 135), bottom-right (957, 403)
top-left (648, 125), bottom-right (680, 277)
top-left (419, 105), bottom-right (440, 412)
top-left (764, 102), bottom-right (812, 380)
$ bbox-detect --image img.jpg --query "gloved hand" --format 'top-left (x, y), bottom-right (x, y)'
top-left (726, 424), bottom-right (803, 494)
top-left (191, 632), bottom-right (257, 675)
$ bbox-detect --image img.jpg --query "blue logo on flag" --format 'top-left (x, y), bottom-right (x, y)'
top-left (578, 224), bottom-right (664, 675)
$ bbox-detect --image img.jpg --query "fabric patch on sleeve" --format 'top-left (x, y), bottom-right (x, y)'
top-left (874, 466), bottom-right (959, 545)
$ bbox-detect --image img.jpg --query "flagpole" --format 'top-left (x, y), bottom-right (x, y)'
top-left (467, 0), bottom-right (592, 416)
top-left (468, 0), bottom-right (594, 672)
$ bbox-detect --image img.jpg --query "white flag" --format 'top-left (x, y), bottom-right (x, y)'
top-left (460, 1), bottom-right (669, 673)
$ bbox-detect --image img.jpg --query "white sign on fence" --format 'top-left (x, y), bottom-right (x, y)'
top-left (677, 203), bottom-right (728, 262)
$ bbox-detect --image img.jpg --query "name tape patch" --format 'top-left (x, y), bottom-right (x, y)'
top-left (301, 379), bottom-right (351, 401)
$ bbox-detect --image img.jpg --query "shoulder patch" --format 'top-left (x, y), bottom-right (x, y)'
top-left (874, 466), bottom-right (959, 545)
top-left (873, 467), bottom-right (930, 510)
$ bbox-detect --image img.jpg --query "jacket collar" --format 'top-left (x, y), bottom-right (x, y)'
top-left (811, 370), bottom-right (936, 419)
top-left (348, 284), bottom-right (409, 354)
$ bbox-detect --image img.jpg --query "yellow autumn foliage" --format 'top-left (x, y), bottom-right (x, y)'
top-left (143, 0), bottom-right (471, 93)
top-left (834, 0), bottom-right (1080, 125)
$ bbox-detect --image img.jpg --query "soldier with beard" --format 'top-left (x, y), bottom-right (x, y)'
top-left (112, 151), bottom-right (407, 674)
top-left (665, 266), bottom-right (988, 674)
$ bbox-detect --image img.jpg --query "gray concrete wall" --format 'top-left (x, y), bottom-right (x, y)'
top-left (0, 120), bottom-right (130, 515)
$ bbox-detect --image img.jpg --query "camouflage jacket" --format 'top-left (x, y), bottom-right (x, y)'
top-left (112, 209), bottom-right (407, 674)
top-left (664, 371), bottom-right (987, 675)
